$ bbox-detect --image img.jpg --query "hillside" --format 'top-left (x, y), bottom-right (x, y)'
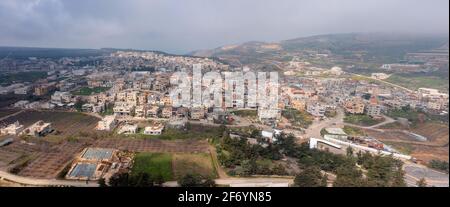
top-left (189, 33), bottom-right (448, 66)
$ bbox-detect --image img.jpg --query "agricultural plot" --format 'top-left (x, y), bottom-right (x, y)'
top-left (0, 109), bottom-right (20, 119)
top-left (2, 110), bottom-right (100, 137)
top-left (17, 142), bottom-right (87, 179)
top-left (93, 138), bottom-right (209, 153)
top-left (71, 87), bottom-right (111, 96)
top-left (172, 153), bottom-right (217, 179)
top-left (131, 152), bottom-right (217, 181)
top-left (131, 153), bottom-right (173, 180)
top-left (0, 141), bottom-right (42, 167)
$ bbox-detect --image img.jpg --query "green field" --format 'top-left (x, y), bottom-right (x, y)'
top-left (231, 110), bottom-right (257, 117)
top-left (172, 153), bottom-right (217, 179)
top-left (343, 126), bottom-right (366, 136)
top-left (386, 74), bottom-right (449, 93)
top-left (129, 124), bottom-right (225, 140)
top-left (344, 114), bottom-right (383, 126)
top-left (0, 71), bottom-right (47, 85)
top-left (131, 152), bottom-right (217, 181)
top-left (131, 153), bottom-right (173, 180)
top-left (71, 87), bottom-right (110, 96)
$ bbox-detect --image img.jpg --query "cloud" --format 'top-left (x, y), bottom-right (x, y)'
top-left (0, 0), bottom-right (448, 54)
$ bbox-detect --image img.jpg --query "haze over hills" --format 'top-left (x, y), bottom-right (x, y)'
top-left (189, 33), bottom-right (449, 66)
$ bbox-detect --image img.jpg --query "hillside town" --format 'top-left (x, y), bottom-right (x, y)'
top-left (0, 47), bottom-right (448, 187)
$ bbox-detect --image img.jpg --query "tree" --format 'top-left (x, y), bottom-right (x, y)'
top-left (294, 167), bottom-right (327, 187)
top-left (109, 172), bottom-right (130, 187)
top-left (132, 172), bottom-right (154, 187)
top-left (74, 99), bottom-right (84, 112)
top-left (391, 168), bottom-right (407, 187)
top-left (98, 178), bottom-right (107, 187)
top-left (416, 178), bottom-right (427, 187)
top-left (272, 164), bottom-right (288, 176)
top-left (333, 165), bottom-right (365, 187)
top-left (346, 147), bottom-right (354, 157)
top-left (202, 178), bottom-right (217, 187)
top-left (241, 159), bottom-right (257, 176)
top-left (251, 129), bottom-right (260, 138)
top-left (178, 174), bottom-right (203, 187)
top-left (390, 161), bottom-right (406, 187)
top-left (154, 174), bottom-right (165, 186)
top-left (321, 174), bottom-right (328, 187)
top-left (178, 174), bottom-right (216, 187)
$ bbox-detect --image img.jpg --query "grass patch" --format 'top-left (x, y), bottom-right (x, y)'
top-left (131, 153), bottom-right (173, 181)
top-left (282, 108), bottom-right (314, 128)
top-left (231, 110), bottom-right (257, 117)
top-left (172, 153), bottom-right (217, 179)
top-left (344, 114), bottom-right (382, 126)
top-left (71, 87), bottom-right (110, 96)
top-left (382, 141), bottom-right (415, 155)
top-left (386, 74), bottom-right (449, 93)
top-left (343, 126), bottom-right (366, 136)
top-left (131, 124), bottom-right (225, 140)
top-left (100, 103), bottom-right (114, 116)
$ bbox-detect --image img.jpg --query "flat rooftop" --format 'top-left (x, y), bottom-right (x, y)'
top-left (69, 163), bottom-right (97, 178)
top-left (81, 148), bottom-right (114, 161)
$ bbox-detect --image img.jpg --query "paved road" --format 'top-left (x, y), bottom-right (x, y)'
top-left (301, 109), bottom-right (345, 139)
top-left (367, 115), bottom-right (396, 129)
top-left (2, 169), bottom-right (293, 187)
top-left (350, 73), bottom-right (414, 93)
top-left (163, 177), bottom-right (294, 187)
top-left (403, 162), bottom-right (449, 187)
top-left (0, 170), bottom-right (99, 187)
top-left (0, 110), bottom-right (24, 122)
top-left (344, 115), bottom-right (396, 131)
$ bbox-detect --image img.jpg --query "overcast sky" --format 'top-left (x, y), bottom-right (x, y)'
top-left (0, 0), bottom-right (448, 54)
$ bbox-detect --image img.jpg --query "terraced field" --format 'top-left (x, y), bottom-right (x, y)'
top-left (0, 141), bottom-right (43, 168)
top-left (0, 109), bottom-right (20, 120)
top-left (17, 142), bottom-right (88, 179)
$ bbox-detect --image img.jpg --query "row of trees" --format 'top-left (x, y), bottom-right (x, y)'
top-left (293, 143), bottom-right (407, 187)
top-left (216, 134), bottom-right (287, 176)
top-left (102, 172), bottom-right (165, 187)
top-left (271, 134), bottom-right (408, 187)
top-left (216, 128), bottom-right (409, 187)
top-left (99, 172), bottom-right (216, 187)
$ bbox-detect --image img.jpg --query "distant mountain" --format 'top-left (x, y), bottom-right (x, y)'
top-left (189, 33), bottom-right (449, 66)
top-left (0, 46), bottom-right (108, 59)
top-left (0, 47), bottom-right (172, 59)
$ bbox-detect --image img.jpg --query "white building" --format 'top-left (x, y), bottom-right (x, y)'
top-left (21, 121), bottom-right (53, 137)
top-left (14, 86), bottom-right (31, 95)
top-left (371, 73), bottom-right (390, 80)
top-left (0, 121), bottom-right (24, 135)
top-left (51, 91), bottom-right (72, 104)
top-left (113, 102), bottom-right (135, 116)
top-left (118, 124), bottom-right (138, 134)
top-left (143, 123), bottom-right (164, 135)
top-left (13, 100), bottom-right (30, 108)
top-left (96, 115), bottom-right (117, 131)
top-left (261, 129), bottom-right (282, 143)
